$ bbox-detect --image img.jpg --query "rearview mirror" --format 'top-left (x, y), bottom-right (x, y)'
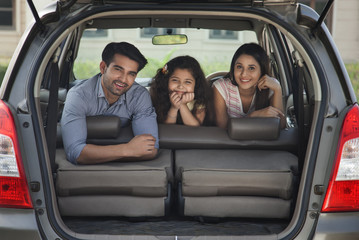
top-left (152, 34), bottom-right (188, 45)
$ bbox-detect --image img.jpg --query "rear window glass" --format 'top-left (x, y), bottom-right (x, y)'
top-left (73, 28), bottom-right (257, 84)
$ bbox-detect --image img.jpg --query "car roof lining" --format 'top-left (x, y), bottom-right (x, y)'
top-left (86, 16), bottom-right (254, 31)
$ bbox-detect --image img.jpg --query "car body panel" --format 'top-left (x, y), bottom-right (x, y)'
top-left (0, 208), bottom-right (41, 240)
top-left (314, 212), bottom-right (359, 240)
top-left (1, 1), bottom-right (358, 239)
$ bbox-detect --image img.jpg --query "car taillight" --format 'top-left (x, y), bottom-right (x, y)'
top-left (0, 100), bottom-right (32, 209)
top-left (322, 104), bottom-right (359, 212)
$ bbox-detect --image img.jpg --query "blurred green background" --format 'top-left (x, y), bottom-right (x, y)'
top-left (347, 63), bottom-right (359, 99)
top-left (1, 59), bottom-right (358, 101)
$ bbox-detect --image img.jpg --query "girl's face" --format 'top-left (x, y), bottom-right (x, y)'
top-left (168, 68), bottom-right (196, 97)
top-left (233, 54), bottom-right (262, 91)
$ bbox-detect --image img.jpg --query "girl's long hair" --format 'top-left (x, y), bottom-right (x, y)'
top-left (225, 43), bottom-right (271, 110)
top-left (150, 56), bottom-right (214, 125)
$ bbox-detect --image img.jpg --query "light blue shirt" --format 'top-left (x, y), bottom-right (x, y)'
top-left (61, 74), bottom-right (159, 164)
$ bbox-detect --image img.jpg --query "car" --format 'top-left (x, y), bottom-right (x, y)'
top-left (1, 0), bottom-right (358, 239)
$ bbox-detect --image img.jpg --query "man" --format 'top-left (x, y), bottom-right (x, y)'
top-left (61, 42), bottom-right (158, 164)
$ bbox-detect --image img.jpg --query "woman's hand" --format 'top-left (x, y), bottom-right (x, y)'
top-left (257, 74), bottom-right (281, 92)
top-left (169, 92), bottom-right (182, 109)
top-left (256, 75), bottom-right (286, 128)
top-left (249, 106), bottom-right (284, 119)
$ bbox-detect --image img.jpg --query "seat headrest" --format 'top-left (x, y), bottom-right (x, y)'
top-left (227, 117), bottom-right (280, 140)
top-left (86, 116), bottom-right (121, 139)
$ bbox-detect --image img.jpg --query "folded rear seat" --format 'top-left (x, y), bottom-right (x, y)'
top-left (55, 116), bottom-right (298, 219)
top-left (175, 149), bottom-right (298, 218)
top-left (161, 118), bottom-right (299, 219)
top-left (55, 116), bottom-right (173, 217)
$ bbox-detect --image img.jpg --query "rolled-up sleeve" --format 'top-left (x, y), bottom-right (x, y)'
top-left (131, 89), bottom-right (159, 149)
top-left (61, 90), bottom-right (88, 164)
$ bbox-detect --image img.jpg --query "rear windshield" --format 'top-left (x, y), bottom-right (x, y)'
top-left (74, 27), bottom-right (258, 84)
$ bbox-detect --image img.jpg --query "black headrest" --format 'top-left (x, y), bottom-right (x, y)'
top-left (86, 115), bottom-right (121, 139)
top-left (227, 117), bottom-right (280, 140)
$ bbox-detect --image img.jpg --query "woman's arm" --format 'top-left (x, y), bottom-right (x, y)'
top-left (213, 87), bottom-right (228, 128)
top-left (270, 86), bottom-right (286, 129)
top-left (254, 75), bottom-right (286, 128)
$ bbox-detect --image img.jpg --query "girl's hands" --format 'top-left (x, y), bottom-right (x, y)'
top-left (167, 91), bottom-right (200, 126)
top-left (169, 92), bottom-right (182, 109)
top-left (257, 74), bottom-right (281, 92)
top-left (181, 92), bottom-right (195, 104)
top-left (169, 92), bottom-right (195, 108)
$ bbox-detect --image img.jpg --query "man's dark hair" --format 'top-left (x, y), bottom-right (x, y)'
top-left (102, 42), bottom-right (148, 71)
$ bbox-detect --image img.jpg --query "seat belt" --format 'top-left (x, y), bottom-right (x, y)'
top-left (60, 49), bottom-right (73, 91)
top-left (45, 48), bottom-right (61, 174)
top-left (292, 51), bottom-right (305, 172)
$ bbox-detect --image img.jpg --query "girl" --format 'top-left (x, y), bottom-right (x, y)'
top-left (213, 43), bottom-right (285, 129)
top-left (150, 56), bottom-right (213, 126)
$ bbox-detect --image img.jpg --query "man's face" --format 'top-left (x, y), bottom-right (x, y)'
top-left (100, 54), bottom-right (139, 104)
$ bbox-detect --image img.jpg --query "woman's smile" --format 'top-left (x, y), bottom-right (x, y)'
top-left (234, 54), bottom-right (261, 90)
top-left (240, 78), bottom-right (251, 83)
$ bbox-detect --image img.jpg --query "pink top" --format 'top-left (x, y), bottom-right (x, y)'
top-left (213, 78), bottom-right (256, 118)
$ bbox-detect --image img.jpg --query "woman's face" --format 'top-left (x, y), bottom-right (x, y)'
top-left (168, 68), bottom-right (196, 97)
top-left (233, 54), bottom-right (262, 91)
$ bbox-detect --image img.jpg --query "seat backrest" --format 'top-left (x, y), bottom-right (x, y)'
top-left (57, 116), bottom-right (298, 154)
top-left (40, 88), bottom-right (67, 122)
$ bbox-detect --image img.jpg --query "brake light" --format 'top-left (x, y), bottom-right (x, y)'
top-left (0, 100), bottom-right (32, 209)
top-left (322, 104), bottom-right (359, 212)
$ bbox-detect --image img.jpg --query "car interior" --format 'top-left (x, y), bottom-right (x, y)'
top-left (37, 11), bottom-right (314, 236)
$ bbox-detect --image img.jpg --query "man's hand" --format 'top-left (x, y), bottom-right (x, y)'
top-left (76, 134), bottom-right (157, 164)
top-left (126, 134), bottom-right (157, 158)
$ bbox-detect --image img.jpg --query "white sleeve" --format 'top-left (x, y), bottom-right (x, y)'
top-left (212, 78), bottom-right (228, 101)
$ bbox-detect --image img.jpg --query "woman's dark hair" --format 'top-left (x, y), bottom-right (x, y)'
top-left (102, 42), bottom-right (148, 71)
top-left (150, 56), bottom-right (214, 125)
top-left (225, 43), bottom-right (271, 110)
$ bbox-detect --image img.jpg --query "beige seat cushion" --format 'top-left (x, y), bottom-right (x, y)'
top-left (183, 196), bottom-right (292, 218)
top-left (56, 149), bottom-right (173, 197)
top-left (175, 149), bottom-right (298, 200)
top-left (58, 195), bottom-right (169, 217)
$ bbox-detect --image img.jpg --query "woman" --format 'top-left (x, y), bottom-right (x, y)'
top-left (213, 43), bottom-right (285, 129)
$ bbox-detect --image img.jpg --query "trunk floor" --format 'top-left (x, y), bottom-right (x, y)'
top-left (63, 217), bottom-right (288, 236)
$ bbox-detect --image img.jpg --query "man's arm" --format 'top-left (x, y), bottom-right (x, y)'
top-left (76, 134), bottom-right (158, 164)
top-left (61, 90), bottom-right (88, 164)
top-left (62, 83), bottom-right (159, 165)
top-left (131, 86), bottom-right (160, 150)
